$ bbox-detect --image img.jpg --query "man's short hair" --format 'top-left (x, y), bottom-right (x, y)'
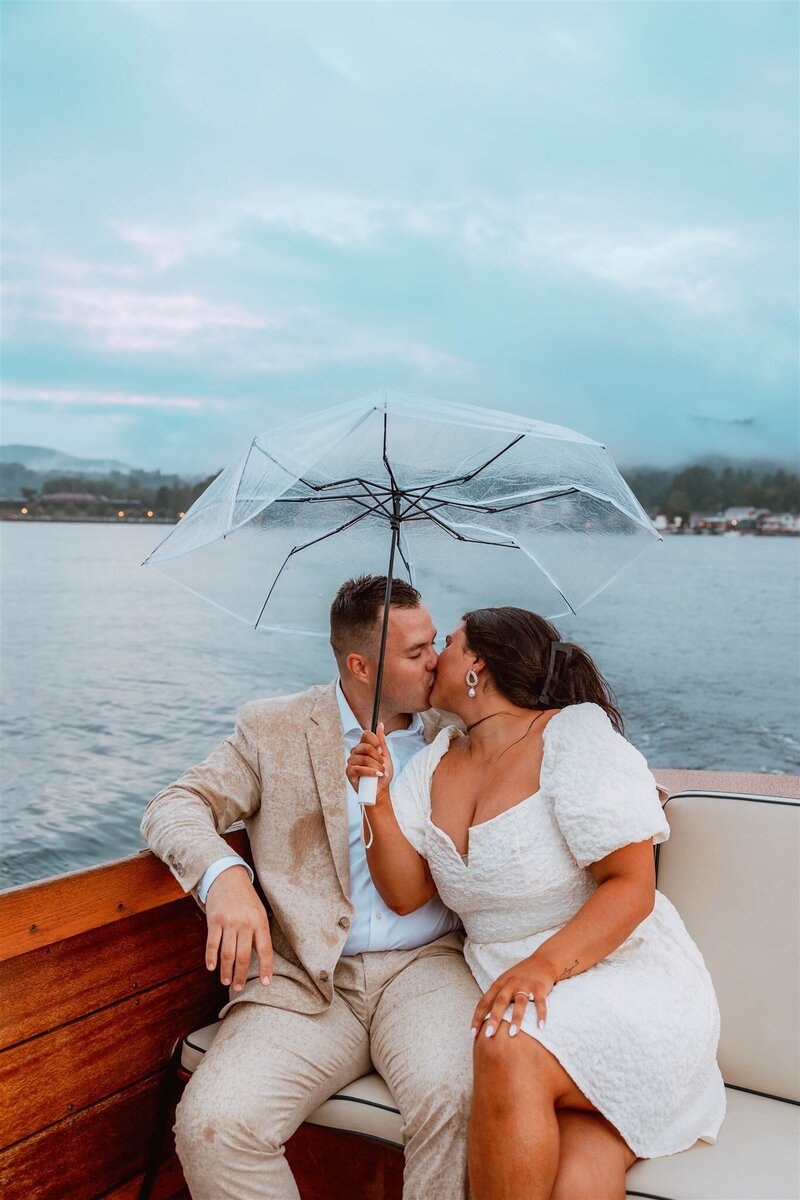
top-left (330, 575), bottom-right (421, 663)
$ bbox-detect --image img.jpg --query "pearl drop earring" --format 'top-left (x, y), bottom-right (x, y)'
top-left (466, 669), bottom-right (478, 698)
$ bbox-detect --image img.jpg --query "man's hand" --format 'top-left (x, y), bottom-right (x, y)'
top-left (205, 865), bottom-right (273, 992)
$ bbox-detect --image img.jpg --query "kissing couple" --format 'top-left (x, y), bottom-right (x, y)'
top-left (142, 573), bottom-right (725, 1200)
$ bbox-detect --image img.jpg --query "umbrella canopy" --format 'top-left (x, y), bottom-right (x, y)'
top-left (144, 391), bottom-right (660, 639)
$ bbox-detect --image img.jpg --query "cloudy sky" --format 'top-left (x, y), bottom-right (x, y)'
top-left (2, 1), bottom-right (798, 475)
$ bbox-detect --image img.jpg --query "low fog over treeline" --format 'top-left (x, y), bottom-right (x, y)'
top-left (0, 455), bottom-right (798, 521)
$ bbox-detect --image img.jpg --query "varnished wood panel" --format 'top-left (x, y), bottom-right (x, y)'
top-left (285, 1122), bottom-right (404, 1200)
top-left (0, 900), bottom-right (216, 1050)
top-left (98, 1152), bottom-right (186, 1200)
top-left (0, 1073), bottom-right (166, 1200)
top-left (0, 968), bottom-right (221, 1147)
top-left (0, 830), bottom-right (250, 961)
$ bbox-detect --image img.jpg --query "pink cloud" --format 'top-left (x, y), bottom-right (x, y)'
top-left (2, 383), bottom-right (209, 411)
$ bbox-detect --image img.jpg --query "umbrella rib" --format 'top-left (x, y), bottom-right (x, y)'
top-left (295, 474), bottom-right (388, 494)
top-left (274, 490), bottom-right (393, 521)
top-left (401, 433), bottom-right (527, 496)
top-left (400, 486), bottom-right (579, 521)
top-left (395, 532), bottom-right (413, 582)
top-left (382, 409), bottom-right (401, 495)
top-left (418, 506), bottom-right (518, 548)
top-left (225, 438), bottom-right (256, 534)
top-left (253, 510), bottom-right (373, 630)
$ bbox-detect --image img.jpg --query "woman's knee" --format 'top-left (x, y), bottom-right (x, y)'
top-left (473, 1025), bottom-right (552, 1088)
top-left (472, 1028), bottom-right (558, 1125)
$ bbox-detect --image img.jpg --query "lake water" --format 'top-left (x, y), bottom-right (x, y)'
top-left (1, 522), bottom-right (798, 889)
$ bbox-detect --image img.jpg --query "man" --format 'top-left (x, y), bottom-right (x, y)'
top-left (141, 575), bottom-right (480, 1200)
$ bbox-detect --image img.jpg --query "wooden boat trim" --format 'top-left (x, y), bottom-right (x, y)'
top-left (0, 828), bottom-right (250, 962)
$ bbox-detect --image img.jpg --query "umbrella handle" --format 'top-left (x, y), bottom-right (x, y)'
top-left (358, 775), bottom-right (378, 806)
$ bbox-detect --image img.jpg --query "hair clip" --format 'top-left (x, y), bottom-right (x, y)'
top-left (538, 641), bottom-right (572, 705)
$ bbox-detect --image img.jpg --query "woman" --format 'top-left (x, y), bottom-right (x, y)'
top-left (346, 607), bottom-right (725, 1200)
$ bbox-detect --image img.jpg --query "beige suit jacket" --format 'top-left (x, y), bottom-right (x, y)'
top-left (141, 679), bottom-right (455, 1018)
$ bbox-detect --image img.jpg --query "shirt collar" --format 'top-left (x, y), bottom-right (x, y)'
top-left (336, 679), bottom-right (424, 737)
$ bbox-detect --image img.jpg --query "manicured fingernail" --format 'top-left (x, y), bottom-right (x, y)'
top-left (509, 1025), bottom-right (518, 1037)
top-left (538, 1019), bottom-right (545, 1029)
top-left (484, 1025), bottom-right (494, 1038)
top-left (222, 977), bottom-right (230, 985)
top-left (261, 976), bottom-right (270, 986)
top-left (469, 1027), bottom-right (477, 1038)
top-left (233, 983), bottom-right (242, 992)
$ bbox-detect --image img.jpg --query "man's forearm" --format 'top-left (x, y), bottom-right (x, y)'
top-left (141, 703), bottom-right (263, 892)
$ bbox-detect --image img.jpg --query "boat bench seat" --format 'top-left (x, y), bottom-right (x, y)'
top-left (181, 790), bottom-right (800, 1200)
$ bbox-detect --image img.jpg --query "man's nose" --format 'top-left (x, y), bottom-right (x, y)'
top-left (427, 648), bottom-right (439, 670)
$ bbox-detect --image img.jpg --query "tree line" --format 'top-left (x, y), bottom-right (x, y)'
top-left (624, 464), bottom-right (799, 521)
top-left (4, 462), bottom-right (799, 521)
top-left (12, 470), bottom-right (221, 517)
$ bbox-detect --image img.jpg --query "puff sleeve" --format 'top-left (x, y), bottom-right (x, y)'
top-left (541, 703), bottom-right (669, 869)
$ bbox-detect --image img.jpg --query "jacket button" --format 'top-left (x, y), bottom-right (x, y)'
top-left (338, 916), bottom-right (350, 930)
top-left (319, 970), bottom-right (329, 982)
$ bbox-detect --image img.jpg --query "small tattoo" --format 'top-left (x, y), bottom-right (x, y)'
top-left (558, 959), bottom-right (579, 980)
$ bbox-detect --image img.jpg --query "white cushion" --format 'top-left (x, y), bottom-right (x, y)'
top-left (182, 1021), bottom-right (222, 1074)
top-left (304, 1072), bottom-right (403, 1146)
top-left (656, 792), bottom-right (800, 1101)
top-left (625, 1087), bottom-right (800, 1200)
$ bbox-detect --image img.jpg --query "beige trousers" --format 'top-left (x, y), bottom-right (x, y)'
top-left (175, 932), bottom-right (481, 1200)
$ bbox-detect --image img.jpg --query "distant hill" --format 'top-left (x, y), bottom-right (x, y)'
top-left (0, 445), bottom-right (134, 476)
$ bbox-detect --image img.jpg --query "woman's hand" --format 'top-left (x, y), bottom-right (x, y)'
top-left (471, 953), bottom-right (558, 1038)
top-left (346, 723), bottom-right (395, 798)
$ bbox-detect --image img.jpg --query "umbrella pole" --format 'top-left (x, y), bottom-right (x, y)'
top-left (370, 517), bottom-right (400, 734)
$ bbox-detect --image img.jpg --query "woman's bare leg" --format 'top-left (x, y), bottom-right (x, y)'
top-left (550, 1110), bottom-right (637, 1200)
top-left (468, 1026), bottom-right (566, 1200)
top-left (468, 1023), bottom-right (635, 1200)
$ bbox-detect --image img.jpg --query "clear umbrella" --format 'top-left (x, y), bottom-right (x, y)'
top-left (144, 390), bottom-right (660, 787)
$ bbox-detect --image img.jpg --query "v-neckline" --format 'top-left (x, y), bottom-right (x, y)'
top-left (431, 788), bottom-right (543, 866)
top-left (424, 717), bottom-right (560, 868)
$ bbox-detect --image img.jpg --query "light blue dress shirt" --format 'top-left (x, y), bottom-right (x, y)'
top-left (197, 681), bottom-right (460, 955)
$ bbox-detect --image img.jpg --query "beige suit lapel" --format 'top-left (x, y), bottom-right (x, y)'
top-left (421, 706), bottom-right (464, 743)
top-left (307, 681), bottom-right (350, 899)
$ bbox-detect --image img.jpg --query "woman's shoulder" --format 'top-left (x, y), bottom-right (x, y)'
top-left (541, 702), bottom-right (645, 780)
top-left (543, 702), bottom-right (618, 744)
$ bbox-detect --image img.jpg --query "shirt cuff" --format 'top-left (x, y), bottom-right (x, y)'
top-left (198, 855), bottom-right (254, 903)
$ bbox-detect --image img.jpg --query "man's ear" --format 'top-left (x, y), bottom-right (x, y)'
top-left (345, 651), bottom-right (372, 684)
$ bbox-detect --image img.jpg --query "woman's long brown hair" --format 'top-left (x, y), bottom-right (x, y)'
top-left (462, 607), bottom-right (624, 735)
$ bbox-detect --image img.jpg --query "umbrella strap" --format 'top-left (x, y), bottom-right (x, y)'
top-left (361, 808), bottom-right (374, 850)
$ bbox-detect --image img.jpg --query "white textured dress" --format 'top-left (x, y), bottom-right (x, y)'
top-left (390, 702), bottom-right (726, 1158)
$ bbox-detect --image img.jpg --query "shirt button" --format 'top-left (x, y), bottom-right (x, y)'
top-left (319, 970), bottom-right (329, 982)
top-left (338, 916), bottom-right (350, 930)
top-left (374, 911), bottom-right (383, 921)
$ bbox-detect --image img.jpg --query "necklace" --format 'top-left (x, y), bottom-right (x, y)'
top-left (466, 711), bottom-right (518, 732)
top-left (466, 709), bottom-right (548, 763)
